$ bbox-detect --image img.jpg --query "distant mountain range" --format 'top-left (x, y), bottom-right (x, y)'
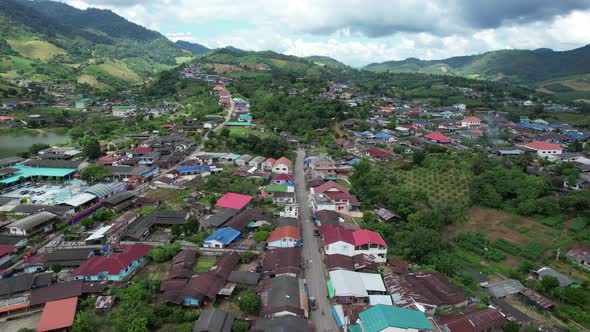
top-left (175, 40), bottom-right (210, 55)
top-left (0, 0), bottom-right (197, 89)
top-left (363, 45), bottom-right (590, 85)
top-left (305, 56), bottom-right (350, 69)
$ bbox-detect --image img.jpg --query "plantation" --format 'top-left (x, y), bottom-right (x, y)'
top-left (396, 167), bottom-right (472, 207)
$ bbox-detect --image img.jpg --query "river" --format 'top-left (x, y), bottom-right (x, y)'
top-left (0, 130), bottom-right (71, 158)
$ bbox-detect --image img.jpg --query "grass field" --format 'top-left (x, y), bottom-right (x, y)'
top-left (7, 40), bottom-right (67, 60)
top-left (229, 127), bottom-right (271, 138)
top-left (98, 60), bottom-right (142, 83)
top-left (77, 74), bottom-right (109, 90)
top-left (193, 256), bottom-right (216, 272)
top-left (396, 167), bottom-right (472, 207)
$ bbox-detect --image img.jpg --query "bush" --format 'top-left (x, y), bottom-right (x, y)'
top-left (148, 243), bottom-right (181, 263)
top-left (568, 217), bottom-right (588, 232)
top-left (238, 290), bottom-right (260, 315)
top-left (455, 232), bottom-right (506, 262)
top-left (253, 231), bottom-right (269, 242)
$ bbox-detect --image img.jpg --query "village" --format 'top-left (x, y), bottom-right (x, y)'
top-left (0, 66), bottom-right (589, 332)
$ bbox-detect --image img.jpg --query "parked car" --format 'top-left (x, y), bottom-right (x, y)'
top-left (23, 251), bottom-right (36, 260)
top-left (309, 297), bottom-right (317, 311)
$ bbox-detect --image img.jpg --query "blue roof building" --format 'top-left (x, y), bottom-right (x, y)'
top-left (374, 132), bottom-right (393, 141)
top-left (203, 227), bottom-right (241, 248)
top-left (176, 165), bottom-right (211, 175)
top-left (238, 114), bottom-right (253, 122)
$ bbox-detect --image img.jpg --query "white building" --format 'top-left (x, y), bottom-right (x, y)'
top-left (272, 157), bottom-right (292, 174)
top-left (524, 141), bottom-right (564, 157)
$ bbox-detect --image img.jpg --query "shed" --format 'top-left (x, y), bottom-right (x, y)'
top-left (482, 279), bottom-right (524, 298)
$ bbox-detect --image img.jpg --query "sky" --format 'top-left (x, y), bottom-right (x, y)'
top-left (62, 0), bottom-right (590, 67)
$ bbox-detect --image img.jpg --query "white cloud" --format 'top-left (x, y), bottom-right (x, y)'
top-left (61, 0), bottom-right (590, 66)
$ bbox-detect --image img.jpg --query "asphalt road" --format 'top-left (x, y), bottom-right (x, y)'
top-left (294, 149), bottom-right (339, 332)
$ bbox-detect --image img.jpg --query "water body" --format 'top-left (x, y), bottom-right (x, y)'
top-left (0, 130), bottom-right (70, 158)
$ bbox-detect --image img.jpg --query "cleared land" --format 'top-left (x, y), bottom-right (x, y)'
top-left (7, 40), bottom-right (66, 60)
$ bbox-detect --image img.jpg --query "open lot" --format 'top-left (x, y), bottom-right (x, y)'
top-left (2, 179), bottom-right (87, 205)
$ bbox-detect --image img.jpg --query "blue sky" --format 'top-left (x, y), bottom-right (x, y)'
top-left (64, 0), bottom-right (590, 67)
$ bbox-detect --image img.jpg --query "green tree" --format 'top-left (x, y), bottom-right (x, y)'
top-left (238, 290), bottom-right (260, 315)
top-left (80, 164), bottom-right (112, 183)
top-left (541, 275), bottom-right (560, 291)
top-left (72, 311), bottom-right (94, 332)
top-left (29, 143), bottom-right (50, 155)
top-left (82, 139), bottom-right (102, 160)
top-left (412, 149), bottom-right (426, 166)
top-left (93, 209), bottom-right (115, 222)
top-left (503, 321), bottom-right (520, 332)
top-left (240, 251), bottom-right (254, 263)
top-left (51, 264), bottom-right (62, 273)
top-left (253, 231), bottom-right (269, 242)
top-left (232, 320), bottom-right (251, 332)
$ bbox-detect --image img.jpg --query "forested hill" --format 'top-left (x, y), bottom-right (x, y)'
top-left (175, 41), bottom-right (210, 55)
top-left (0, 0), bottom-right (187, 89)
top-left (364, 45), bottom-right (590, 85)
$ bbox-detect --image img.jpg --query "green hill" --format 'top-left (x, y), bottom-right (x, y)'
top-left (364, 45), bottom-right (590, 85)
top-left (305, 56), bottom-right (350, 69)
top-left (175, 40), bottom-right (210, 55)
top-left (0, 0), bottom-right (185, 90)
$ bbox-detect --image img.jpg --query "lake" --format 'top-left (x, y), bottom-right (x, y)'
top-left (0, 130), bottom-right (71, 158)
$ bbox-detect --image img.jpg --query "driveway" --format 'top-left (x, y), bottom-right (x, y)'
top-left (294, 149), bottom-right (339, 332)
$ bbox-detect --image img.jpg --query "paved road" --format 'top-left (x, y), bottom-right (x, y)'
top-left (294, 149), bottom-right (339, 332)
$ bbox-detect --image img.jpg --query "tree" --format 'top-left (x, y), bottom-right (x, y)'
top-left (238, 290), bottom-right (260, 314)
top-left (240, 251), bottom-right (254, 263)
top-left (148, 243), bottom-right (181, 263)
top-left (80, 164), bottom-right (112, 183)
top-left (541, 275), bottom-right (560, 291)
top-left (232, 320), bottom-right (251, 332)
top-left (29, 143), bottom-right (50, 155)
top-left (80, 217), bottom-right (95, 228)
top-left (93, 209), bottom-right (114, 222)
top-left (51, 264), bottom-right (62, 273)
top-left (82, 139), bottom-right (101, 160)
top-left (253, 231), bottom-right (269, 242)
top-left (412, 149), bottom-right (426, 166)
top-left (220, 127), bottom-right (230, 137)
top-left (72, 311), bottom-right (94, 332)
top-left (503, 321), bottom-right (520, 332)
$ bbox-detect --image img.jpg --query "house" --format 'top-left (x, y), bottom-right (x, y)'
top-left (533, 267), bottom-right (578, 287)
top-left (112, 106), bottom-right (136, 118)
top-left (193, 308), bottom-right (234, 332)
top-left (384, 271), bottom-right (468, 315)
top-left (438, 307), bottom-right (506, 332)
top-left (0, 245), bottom-right (17, 266)
top-left (366, 148), bottom-right (394, 161)
top-left (224, 209), bottom-right (271, 232)
top-left (315, 209), bottom-right (340, 225)
top-left (44, 248), bottom-right (95, 268)
top-left (310, 181), bottom-right (360, 212)
top-left (75, 98), bottom-right (92, 109)
top-left (8, 212), bottom-right (57, 236)
top-left (272, 157), bottom-right (292, 174)
top-left (320, 224), bottom-right (388, 263)
top-left (252, 316), bottom-right (311, 332)
top-left (524, 141), bottom-right (564, 157)
top-left (349, 305), bottom-right (433, 332)
top-left (329, 270), bottom-right (386, 304)
top-left (257, 275), bottom-right (308, 318)
top-left (248, 156), bottom-right (266, 168)
top-left (481, 279), bottom-right (524, 298)
top-left (37, 297), bottom-right (78, 332)
top-left (272, 192), bottom-right (295, 206)
top-left (520, 288), bottom-right (555, 310)
top-left (325, 254), bottom-right (376, 272)
top-left (71, 244), bottom-right (152, 281)
top-left (424, 132), bottom-right (452, 144)
top-left (266, 226), bottom-right (301, 248)
top-left (461, 116), bottom-right (481, 128)
top-left (567, 246), bottom-right (590, 269)
top-left (235, 154), bottom-right (253, 166)
top-left (262, 158), bottom-right (276, 171)
top-left (272, 173), bottom-right (294, 185)
top-left (259, 247), bottom-right (301, 277)
top-left (203, 227), bottom-right (241, 248)
top-left (215, 193), bottom-right (253, 211)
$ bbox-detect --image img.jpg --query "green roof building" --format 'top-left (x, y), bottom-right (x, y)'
top-left (75, 98), bottom-right (93, 109)
top-left (351, 305), bottom-right (433, 332)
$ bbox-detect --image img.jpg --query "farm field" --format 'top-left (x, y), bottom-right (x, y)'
top-left (7, 39), bottom-right (67, 60)
top-left (396, 167), bottom-right (472, 207)
top-left (447, 207), bottom-right (587, 277)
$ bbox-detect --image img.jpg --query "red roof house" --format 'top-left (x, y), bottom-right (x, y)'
top-left (37, 297), bottom-right (78, 332)
top-left (267, 226), bottom-right (301, 248)
top-left (131, 146), bottom-right (153, 155)
top-left (366, 148), bottom-right (394, 160)
top-left (215, 193), bottom-right (254, 211)
top-left (525, 141), bottom-right (563, 156)
top-left (438, 307), bottom-right (506, 332)
top-left (97, 156), bottom-right (121, 165)
top-left (352, 229), bottom-right (387, 247)
top-left (424, 132), bottom-right (452, 144)
top-left (72, 244), bottom-right (152, 280)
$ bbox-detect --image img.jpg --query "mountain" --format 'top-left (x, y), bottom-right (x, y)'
top-left (364, 45), bottom-right (590, 85)
top-left (305, 56), bottom-right (350, 69)
top-left (0, 0), bottom-right (186, 89)
top-left (175, 40), bottom-right (210, 55)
